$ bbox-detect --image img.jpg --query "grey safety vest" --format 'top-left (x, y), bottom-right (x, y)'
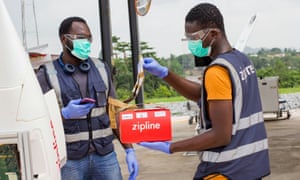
top-left (195, 50), bottom-right (270, 180)
top-left (44, 57), bottom-right (114, 159)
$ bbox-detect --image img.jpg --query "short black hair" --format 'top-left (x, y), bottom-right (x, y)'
top-left (58, 16), bottom-right (87, 37)
top-left (185, 3), bottom-right (225, 33)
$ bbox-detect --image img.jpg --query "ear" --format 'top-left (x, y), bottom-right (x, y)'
top-left (210, 29), bottom-right (220, 38)
top-left (60, 35), bottom-right (66, 43)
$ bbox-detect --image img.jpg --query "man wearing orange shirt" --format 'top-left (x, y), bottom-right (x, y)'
top-left (139, 3), bottom-right (270, 180)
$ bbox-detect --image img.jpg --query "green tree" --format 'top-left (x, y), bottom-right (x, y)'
top-left (252, 48), bottom-right (300, 88)
top-left (270, 47), bottom-right (282, 54)
top-left (140, 41), bottom-right (156, 57)
top-left (113, 58), bottom-right (133, 100)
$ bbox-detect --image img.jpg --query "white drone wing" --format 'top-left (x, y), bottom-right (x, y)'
top-left (235, 14), bottom-right (258, 52)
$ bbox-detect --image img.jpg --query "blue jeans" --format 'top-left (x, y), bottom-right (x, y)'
top-left (61, 151), bottom-right (122, 180)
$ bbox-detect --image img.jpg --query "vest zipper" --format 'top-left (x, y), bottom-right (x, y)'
top-left (71, 74), bottom-right (93, 147)
top-left (87, 113), bottom-right (93, 145)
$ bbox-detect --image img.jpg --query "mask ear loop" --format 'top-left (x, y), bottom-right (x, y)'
top-left (65, 38), bottom-right (74, 53)
top-left (203, 28), bottom-right (219, 56)
top-left (207, 39), bottom-right (215, 56)
top-left (200, 29), bottom-right (211, 41)
top-left (202, 28), bottom-right (220, 42)
top-left (64, 35), bottom-right (74, 53)
top-left (65, 44), bottom-right (72, 52)
top-left (207, 28), bottom-right (220, 56)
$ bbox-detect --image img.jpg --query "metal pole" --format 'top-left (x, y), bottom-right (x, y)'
top-left (21, 0), bottom-right (27, 49)
top-left (98, 0), bottom-right (113, 72)
top-left (127, 0), bottom-right (144, 106)
top-left (32, 0), bottom-right (39, 46)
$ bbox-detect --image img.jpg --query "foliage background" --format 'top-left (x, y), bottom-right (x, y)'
top-left (112, 36), bottom-right (300, 101)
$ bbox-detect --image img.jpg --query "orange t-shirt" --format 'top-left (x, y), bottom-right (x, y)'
top-left (204, 65), bottom-right (232, 100)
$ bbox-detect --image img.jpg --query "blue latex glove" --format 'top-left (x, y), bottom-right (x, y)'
top-left (61, 99), bottom-right (95, 119)
top-left (125, 148), bottom-right (139, 180)
top-left (143, 57), bottom-right (168, 79)
top-left (138, 142), bottom-right (171, 154)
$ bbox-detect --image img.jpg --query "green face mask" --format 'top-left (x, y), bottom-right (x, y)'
top-left (71, 39), bottom-right (91, 60)
top-left (188, 39), bottom-right (211, 58)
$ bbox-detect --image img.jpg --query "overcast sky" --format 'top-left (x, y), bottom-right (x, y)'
top-left (3, 0), bottom-right (300, 58)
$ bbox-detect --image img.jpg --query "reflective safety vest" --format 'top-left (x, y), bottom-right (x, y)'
top-left (44, 57), bottom-right (114, 160)
top-left (195, 50), bottom-right (270, 180)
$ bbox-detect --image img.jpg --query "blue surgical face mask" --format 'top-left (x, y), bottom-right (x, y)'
top-left (67, 39), bottom-right (91, 60)
top-left (188, 39), bottom-right (211, 58)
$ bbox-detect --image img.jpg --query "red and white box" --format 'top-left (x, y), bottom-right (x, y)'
top-left (119, 108), bottom-right (172, 143)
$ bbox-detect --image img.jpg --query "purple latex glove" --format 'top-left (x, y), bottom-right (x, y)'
top-left (138, 141), bottom-right (171, 154)
top-left (61, 99), bottom-right (95, 119)
top-left (125, 148), bottom-right (139, 180)
top-left (143, 57), bottom-right (168, 79)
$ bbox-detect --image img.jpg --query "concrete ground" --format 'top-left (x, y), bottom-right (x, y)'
top-left (114, 109), bottom-right (300, 180)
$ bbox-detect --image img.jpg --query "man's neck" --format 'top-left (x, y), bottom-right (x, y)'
top-left (61, 51), bottom-right (81, 65)
top-left (211, 39), bottom-right (233, 58)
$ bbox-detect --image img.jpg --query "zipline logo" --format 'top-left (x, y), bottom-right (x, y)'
top-left (132, 121), bottom-right (161, 133)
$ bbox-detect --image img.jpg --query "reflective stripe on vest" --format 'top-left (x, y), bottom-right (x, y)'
top-left (44, 62), bottom-right (63, 108)
top-left (65, 127), bottom-right (113, 143)
top-left (201, 58), bottom-right (243, 135)
top-left (75, 107), bottom-right (106, 120)
top-left (202, 139), bottom-right (268, 163)
top-left (232, 111), bottom-right (264, 133)
top-left (91, 58), bottom-right (108, 97)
